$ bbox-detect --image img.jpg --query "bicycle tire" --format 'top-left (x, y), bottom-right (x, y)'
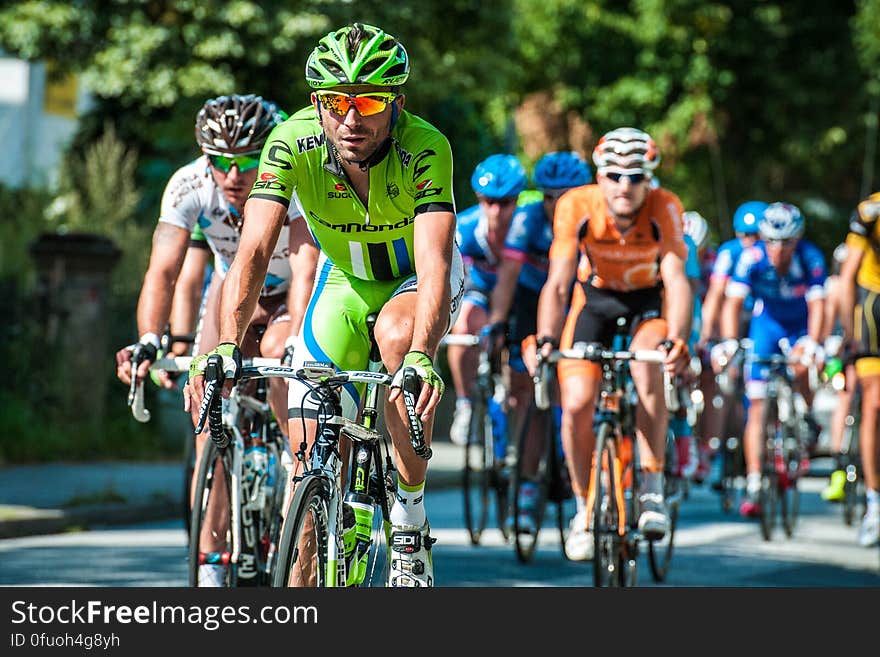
top-left (593, 422), bottom-right (623, 587)
top-left (649, 433), bottom-right (679, 582)
top-left (781, 433), bottom-right (802, 538)
top-left (547, 412), bottom-right (571, 558)
top-left (182, 433), bottom-right (196, 543)
top-left (512, 401), bottom-right (549, 563)
top-left (272, 476), bottom-right (332, 588)
top-left (463, 392), bottom-right (490, 545)
top-left (188, 438), bottom-right (234, 587)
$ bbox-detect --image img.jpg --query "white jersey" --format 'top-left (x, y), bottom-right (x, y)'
top-left (158, 156), bottom-right (299, 297)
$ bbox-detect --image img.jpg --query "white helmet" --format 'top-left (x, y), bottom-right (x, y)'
top-left (682, 211), bottom-right (710, 250)
top-left (759, 202), bottom-right (804, 241)
top-left (592, 127), bottom-right (661, 177)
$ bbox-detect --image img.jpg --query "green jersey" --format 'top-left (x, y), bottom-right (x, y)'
top-left (249, 106), bottom-right (455, 281)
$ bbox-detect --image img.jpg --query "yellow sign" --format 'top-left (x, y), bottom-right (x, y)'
top-left (43, 62), bottom-right (78, 118)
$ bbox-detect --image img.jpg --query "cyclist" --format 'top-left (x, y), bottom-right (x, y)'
top-left (114, 94), bottom-right (316, 586)
top-left (673, 210), bottom-right (711, 480)
top-left (699, 200), bottom-right (767, 487)
top-left (504, 151), bottom-right (592, 531)
top-left (839, 192), bottom-right (880, 546)
top-left (447, 154), bottom-right (528, 446)
top-left (712, 202), bottom-right (826, 518)
top-left (820, 243), bottom-right (857, 503)
top-left (534, 127), bottom-right (692, 560)
top-left (186, 24), bottom-right (464, 587)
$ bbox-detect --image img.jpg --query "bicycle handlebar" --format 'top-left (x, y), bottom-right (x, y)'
top-left (439, 334), bottom-right (480, 347)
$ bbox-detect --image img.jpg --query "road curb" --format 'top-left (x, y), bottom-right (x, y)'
top-left (0, 467), bottom-right (461, 540)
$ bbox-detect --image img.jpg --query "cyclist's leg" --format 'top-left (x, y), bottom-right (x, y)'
top-left (446, 288), bottom-right (489, 444)
top-left (740, 316), bottom-right (786, 516)
top-left (373, 248), bottom-right (464, 586)
top-left (855, 287), bottom-right (880, 545)
top-left (507, 284), bottom-right (540, 465)
top-left (556, 282), bottom-right (605, 559)
top-left (248, 295), bottom-right (291, 438)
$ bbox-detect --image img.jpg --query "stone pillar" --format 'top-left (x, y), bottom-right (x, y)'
top-left (29, 232), bottom-right (121, 426)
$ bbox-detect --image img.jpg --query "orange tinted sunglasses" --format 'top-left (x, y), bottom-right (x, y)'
top-left (316, 91), bottom-right (398, 117)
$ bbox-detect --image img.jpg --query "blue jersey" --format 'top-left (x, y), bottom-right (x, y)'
top-left (684, 234), bottom-right (702, 346)
top-left (456, 203), bottom-right (530, 293)
top-left (507, 201), bottom-right (554, 293)
top-left (727, 240), bottom-right (826, 328)
top-left (713, 237), bottom-right (756, 312)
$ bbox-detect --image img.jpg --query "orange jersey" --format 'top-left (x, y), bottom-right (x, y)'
top-left (550, 185), bottom-right (687, 291)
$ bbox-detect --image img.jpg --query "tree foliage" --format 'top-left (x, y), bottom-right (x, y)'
top-left (1, 0), bottom-right (877, 249)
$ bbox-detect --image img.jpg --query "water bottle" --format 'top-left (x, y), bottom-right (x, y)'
top-left (488, 396), bottom-right (508, 462)
top-left (343, 492), bottom-right (374, 586)
top-left (266, 449), bottom-right (277, 491)
top-left (244, 443), bottom-right (268, 508)
top-left (341, 502), bottom-right (357, 583)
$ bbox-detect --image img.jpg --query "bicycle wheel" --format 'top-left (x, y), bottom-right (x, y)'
top-left (463, 391), bottom-right (490, 545)
top-left (593, 423), bottom-right (623, 587)
top-left (780, 436), bottom-right (802, 538)
top-left (512, 401), bottom-right (550, 563)
top-left (272, 476), bottom-right (331, 588)
top-left (182, 433), bottom-right (196, 543)
top-left (188, 439), bottom-right (234, 587)
top-left (649, 434), bottom-right (679, 582)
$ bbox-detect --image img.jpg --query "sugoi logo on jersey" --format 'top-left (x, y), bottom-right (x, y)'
top-left (296, 133), bottom-right (325, 154)
top-left (328, 182), bottom-right (351, 199)
top-left (387, 182), bottom-right (400, 198)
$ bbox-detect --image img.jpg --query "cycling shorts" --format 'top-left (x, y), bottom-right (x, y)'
top-left (288, 249), bottom-right (465, 420)
top-left (557, 282), bottom-right (665, 384)
top-left (744, 312), bottom-right (807, 400)
top-left (855, 284), bottom-right (880, 378)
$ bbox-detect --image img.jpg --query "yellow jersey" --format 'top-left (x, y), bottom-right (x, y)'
top-left (847, 192), bottom-right (880, 292)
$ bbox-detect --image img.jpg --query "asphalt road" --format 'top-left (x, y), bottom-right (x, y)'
top-left (1, 477), bottom-right (877, 587)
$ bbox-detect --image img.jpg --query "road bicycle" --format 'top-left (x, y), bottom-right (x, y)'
top-left (514, 361), bottom-right (571, 563)
top-left (441, 332), bottom-right (512, 545)
top-left (270, 314), bottom-right (430, 588)
top-left (130, 352), bottom-right (289, 587)
top-left (542, 337), bottom-right (668, 587)
top-left (751, 343), bottom-right (817, 541)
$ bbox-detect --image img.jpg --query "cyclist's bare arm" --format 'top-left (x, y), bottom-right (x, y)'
top-left (488, 256), bottom-right (525, 325)
top-left (699, 276), bottom-right (727, 343)
top-left (806, 296), bottom-right (825, 346)
top-left (286, 217), bottom-right (319, 337)
top-left (169, 244), bottom-right (210, 355)
top-left (838, 244), bottom-right (864, 342)
top-left (534, 249), bottom-right (577, 367)
top-left (719, 292), bottom-right (744, 345)
top-left (659, 251), bottom-right (692, 344)
top-left (116, 223), bottom-right (190, 386)
top-left (388, 209), bottom-right (455, 416)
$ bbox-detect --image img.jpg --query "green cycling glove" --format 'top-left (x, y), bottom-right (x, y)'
top-left (391, 350), bottom-right (445, 399)
top-left (189, 342), bottom-right (242, 383)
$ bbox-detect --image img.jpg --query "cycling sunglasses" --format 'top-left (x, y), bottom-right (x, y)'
top-left (764, 237), bottom-right (798, 247)
top-left (605, 172), bottom-right (647, 184)
top-left (316, 90), bottom-right (399, 117)
top-left (208, 153), bottom-right (261, 173)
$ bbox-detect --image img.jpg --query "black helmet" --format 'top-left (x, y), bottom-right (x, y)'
top-left (195, 94), bottom-right (288, 156)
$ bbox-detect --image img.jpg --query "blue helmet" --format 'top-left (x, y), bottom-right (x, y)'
top-left (533, 151), bottom-right (592, 190)
top-left (471, 154), bottom-right (527, 198)
top-left (759, 202), bottom-right (805, 240)
top-left (732, 201), bottom-right (768, 235)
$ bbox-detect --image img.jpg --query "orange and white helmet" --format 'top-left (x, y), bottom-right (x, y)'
top-left (592, 127), bottom-right (660, 178)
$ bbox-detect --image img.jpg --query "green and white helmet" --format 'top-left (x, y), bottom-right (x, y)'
top-left (305, 23), bottom-right (409, 89)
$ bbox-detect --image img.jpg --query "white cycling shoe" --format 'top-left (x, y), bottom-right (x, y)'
top-left (388, 521), bottom-right (435, 587)
top-left (564, 510), bottom-right (594, 561)
top-left (449, 399), bottom-right (472, 446)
